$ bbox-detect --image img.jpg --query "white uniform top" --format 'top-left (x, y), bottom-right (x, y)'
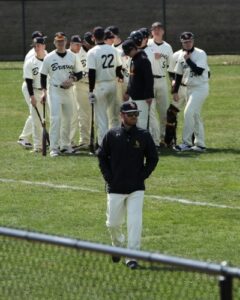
top-left (113, 43), bottom-right (130, 84)
top-left (40, 50), bottom-right (82, 86)
top-left (168, 49), bottom-right (183, 73)
top-left (174, 47), bottom-right (209, 86)
top-left (143, 46), bottom-right (154, 67)
top-left (87, 44), bottom-right (122, 82)
top-left (23, 48), bottom-right (47, 76)
top-left (77, 47), bottom-right (89, 83)
top-left (23, 55), bottom-right (43, 89)
top-left (147, 39), bottom-right (173, 77)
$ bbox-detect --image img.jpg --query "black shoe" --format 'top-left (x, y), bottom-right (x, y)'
top-left (126, 260), bottom-right (138, 269)
top-left (112, 256), bottom-right (121, 263)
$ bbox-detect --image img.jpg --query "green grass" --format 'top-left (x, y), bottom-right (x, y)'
top-left (0, 57), bottom-right (240, 299)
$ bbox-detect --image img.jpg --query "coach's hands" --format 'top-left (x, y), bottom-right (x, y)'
top-left (30, 95), bottom-right (37, 107)
top-left (88, 92), bottom-right (96, 104)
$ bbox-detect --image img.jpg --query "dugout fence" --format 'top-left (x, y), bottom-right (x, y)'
top-left (0, 227), bottom-right (240, 300)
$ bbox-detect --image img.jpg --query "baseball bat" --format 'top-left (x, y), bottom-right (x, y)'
top-left (146, 103), bottom-right (151, 130)
top-left (34, 105), bottom-right (50, 156)
top-left (89, 103), bottom-right (95, 154)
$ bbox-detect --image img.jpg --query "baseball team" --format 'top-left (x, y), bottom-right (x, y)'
top-left (17, 22), bottom-right (210, 269)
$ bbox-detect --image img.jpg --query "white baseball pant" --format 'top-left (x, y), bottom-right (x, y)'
top-left (94, 80), bottom-right (119, 146)
top-left (48, 86), bottom-right (74, 151)
top-left (18, 82), bottom-right (33, 140)
top-left (106, 191), bottom-right (144, 250)
top-left (154, 77), bottom-right (169, 141)
top-left (183, 84), bottom-right (209, 147)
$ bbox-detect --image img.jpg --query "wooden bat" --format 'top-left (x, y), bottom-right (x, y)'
top-left (89, 103), bottom-right (95, 155)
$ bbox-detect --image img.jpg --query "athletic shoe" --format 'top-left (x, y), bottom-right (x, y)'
top-left (174, 143), bottom-right (192, 152)
top-left (111, 256), bottom-right (121, 263)
top-left (50, 149), bottom-right (60, 157)
top-left (126, 259), bottom-right (138, 270)
top-left (17, 139), bottom-right (32, 149)
top-left (191, 145), bottom-right (206, 152)
top-left (60, 147), bottom-right (80, 154)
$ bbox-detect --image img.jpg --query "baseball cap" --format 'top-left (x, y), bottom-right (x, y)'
top-left (83, 32), bottom-right (95, 45)
top-left (54, 32), bottom-right (67, 41)
top-left (32, 30), bottom-right (46, 39)
top-left (122, 39), bottom-right (137, 55)
top-left (93, 26), bottom-right (105, 40)
top-left (106, 25), bottom-right (119, 36)
top-left (31, 37), bottom-right (46, 46)
top-left (180, 32), bottom-right (194, 42)
top-left (70, 35), bottom-right (82, 43)
top-left (151, 22), bottom-right (164, 30)
top-left (120, 101), bottom-right (141, 113)
top-left (104, 29), bottom-right (114, 40)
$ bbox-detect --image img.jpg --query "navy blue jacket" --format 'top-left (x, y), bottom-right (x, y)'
top-left (97, 124), bottom-right (159, 194)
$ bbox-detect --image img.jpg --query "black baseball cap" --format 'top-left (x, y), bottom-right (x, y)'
top-left (32, 30), bottom-right (46, 39)
top-left (122, 39), bottom-right (137, 55)
top-left (106, 25), bottom-right (119, 36)
top-left (180, 32), bottom-right (194, 42)
top-left (151, 22), bottom-right (164, 30)
top-left (31, 37), bottom-right (46, 46)
top-left (139, 27), bottom-right (150, 39)
top-left (70, 35), bottom-right (82, 43)
top-left (93, 26), bottom-right (105, 40)
top-left (104, 29), bottom-right (115, 40)
top-left (83, 32), bottom-right (95, 45)
top-left (120, 101), bottom-right (141, 113)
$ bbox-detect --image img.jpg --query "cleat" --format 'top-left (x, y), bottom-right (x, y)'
top-left (17, 139), bottom-right (32, 149)
top-left (191, 145), bottom-right (206, 152)
top-left (126, 259), bottom-right (138, 270)
top-left (111, 256), bottom-right (121, 263)
top-left (174, 143), bottom-right (192, 152)
top-left (50, 149), bottom-right (60, 157)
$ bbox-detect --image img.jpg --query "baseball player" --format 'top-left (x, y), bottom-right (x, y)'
top-left (86, 26), bottom-right (123, 146)
top-left (148, 22), bottom-right (173, 145)
top-left (172, 32), bottom-right (209, 152)
top-left (104, 29), bottom-right (115, 45)
top-left (74, 32), bottom-right (95, 150)
top-left (68, 35), bottom-right (82, 147)
top-left (40, 32), bottom-right (82, 157)
top-left (18, 31), bottom-right (47, 149)
top-left (23, 37), bottom-right (46, 152)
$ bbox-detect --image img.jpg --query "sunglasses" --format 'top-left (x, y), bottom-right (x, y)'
top-left (124, 112), bottom-right (139, 117)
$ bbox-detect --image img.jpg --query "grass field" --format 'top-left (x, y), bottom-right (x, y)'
top-left (0, 56), bottom-right (240, 299)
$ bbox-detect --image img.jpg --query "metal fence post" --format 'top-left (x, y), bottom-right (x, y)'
top-left (219, 261), bottom-right (233, 300)
top-left (21, 0), bottom-right (26, 58)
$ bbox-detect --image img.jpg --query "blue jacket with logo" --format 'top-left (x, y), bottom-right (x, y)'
top-left (97, 124), bottom-right (159, 194)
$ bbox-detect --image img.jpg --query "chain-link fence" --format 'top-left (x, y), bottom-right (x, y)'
top-left (1, 227), bottom-right (240, 300)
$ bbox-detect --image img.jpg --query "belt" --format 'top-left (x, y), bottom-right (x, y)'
top-left (181, 83), bottom-right (187, 87)
top-left (33, 87), bottom-right (42, 90)
top-left (153, 75), bottom-right (166, 78)
top-left (53, 84), bottom-right (65, 89)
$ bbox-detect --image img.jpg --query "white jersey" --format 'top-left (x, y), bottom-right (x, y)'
top-left (23, 55), bottom-right (44, 89)
top-left (147, 39), bottom-right (173, 77)
top-left (174, 47), bottom-right (209, 86)
top-left (142, 46), bottom-right (154, 67)
top-left (77, 47), bottom-right (89, 83)
top-left (113, 43), bottom-right (130, 83)
top-left (87, 44), bottom-right (122, 82)
top-left (40, 50), bottom-right (82, 86)
top-left (23, 48), bottom-right (47, 76)
top-left (168, 49), bottom-right (183, 73)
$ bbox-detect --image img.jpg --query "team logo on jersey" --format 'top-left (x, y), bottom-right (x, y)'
top-left (32, 67), bottom-right (39, 75)
top-left (51, 63), bottom-right (74, 72)
top-left (133, 140), bottom-right (140, 148)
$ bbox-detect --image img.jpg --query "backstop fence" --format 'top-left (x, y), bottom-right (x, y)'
top-left (0, 227), bottom-right (240, 300)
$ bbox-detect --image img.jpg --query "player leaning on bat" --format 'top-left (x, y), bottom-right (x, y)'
top-left (18, 31), bottom-right (47, 149)
top-left (23, 37), bottom-right (47, 153)
top-left (40, 32), bottom-right (83, 157)
top-left (172, 32), bottom-right (210, 152)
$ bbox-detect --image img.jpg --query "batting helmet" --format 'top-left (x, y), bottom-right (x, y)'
top-left (122, 39), bottom-right (137, 56)
top-left (139, 27), bottom-right (150, 39)
top-left (129, 30), bottom-right (143, 47)
top-left (180, 32), bottom-right (194, 42)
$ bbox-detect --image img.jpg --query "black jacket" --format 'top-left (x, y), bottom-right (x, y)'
top-left (127, 50), bottom-right (154, 100)
top-left (97, 124), bottom-right (159, 194)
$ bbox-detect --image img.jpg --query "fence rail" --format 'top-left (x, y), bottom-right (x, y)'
top-left (0, 226), bottom-right (240, 299)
